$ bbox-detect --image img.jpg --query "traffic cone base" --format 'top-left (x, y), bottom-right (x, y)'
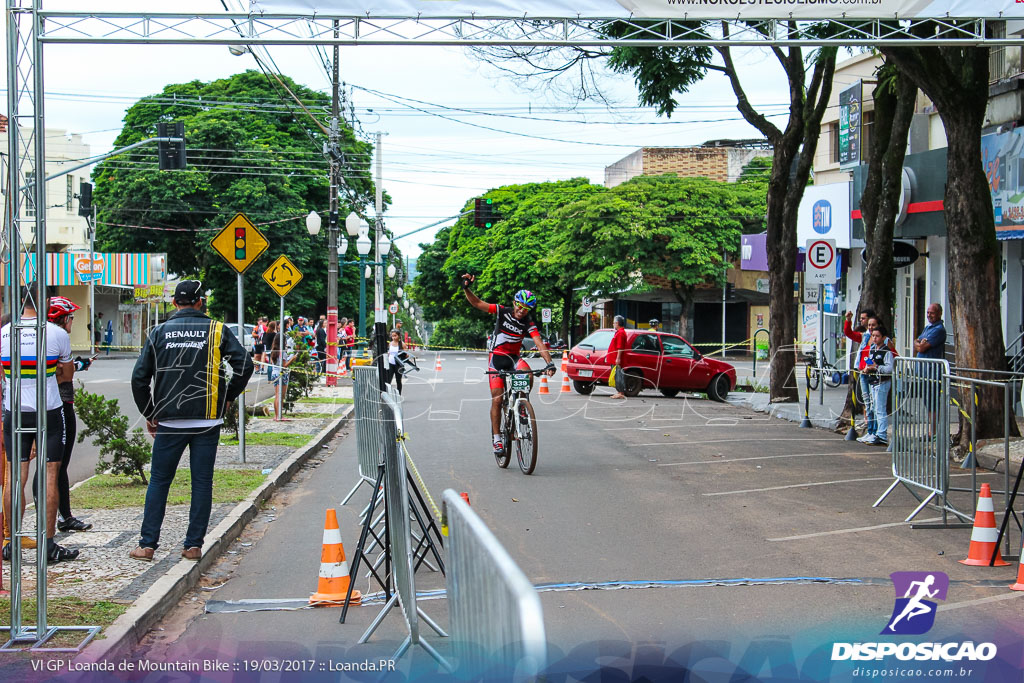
top-left (310, 509), bottom-right (362, 605)
top-left (959, 483), bottom-right (1010, 567)
top-left (1010, 555), bottom-right (1024, 591)
top-left (538, 375), bottom-right (550, 394)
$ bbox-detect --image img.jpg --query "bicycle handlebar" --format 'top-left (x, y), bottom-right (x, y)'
top-left (485, 368), bottom-right (549, 376)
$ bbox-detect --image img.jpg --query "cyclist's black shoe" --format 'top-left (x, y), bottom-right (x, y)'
top-left (58, 516), bottom-right (92, 532)
top-left (47, 543), bottom-right (80, 564)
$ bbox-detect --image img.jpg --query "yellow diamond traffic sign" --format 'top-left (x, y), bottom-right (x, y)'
top-left (262, 255), bottom-right (303, 297)
top-left (211, 213), bottom-right (270, 274)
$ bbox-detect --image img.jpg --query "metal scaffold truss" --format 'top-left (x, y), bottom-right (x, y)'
top-left (36, 11), bottom-right (1014, 48)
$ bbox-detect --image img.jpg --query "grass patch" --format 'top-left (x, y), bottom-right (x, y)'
top-left (74, 470), bottom-right (266, 509)
top-left (296, 396), bottom-right (354, 404)
top-left (219, 432), bottom-right (311, 447)
top-left (0, 596), bottom-right (127, 628)
top-left (254, 412), bottom-right (338, 420)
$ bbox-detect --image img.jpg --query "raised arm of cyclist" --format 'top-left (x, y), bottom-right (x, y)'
top-left (461, 274), bottom-right (556, 456)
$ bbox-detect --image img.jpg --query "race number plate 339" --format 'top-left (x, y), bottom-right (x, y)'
top-left (510, 374), bottom-right (531, 391)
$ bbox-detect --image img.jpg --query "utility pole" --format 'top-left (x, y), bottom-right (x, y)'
top-left (374, 132), bottom-right (384, 330)
top-left (325, 20), bottom-right (341, 387)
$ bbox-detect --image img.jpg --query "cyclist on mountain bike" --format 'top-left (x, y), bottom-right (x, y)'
top-left (461, 274), bottom-right (557, 456)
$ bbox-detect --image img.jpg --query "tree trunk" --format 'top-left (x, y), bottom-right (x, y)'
top-left (839, 67), bottom-right (916, 426)
top-left (859, 70), bottom-right (916, 323)
top-left (718, 39), bottom-right (836, 402)
top-left (883, 43), bottom-right (1017, 439)
top-left (766, 159), bottom-right (800, 401)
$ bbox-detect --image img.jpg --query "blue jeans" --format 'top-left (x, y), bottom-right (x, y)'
top-left (858, 373), bottom-right (875, 435)
top-left (870, 380), bottom-right (892, 442)
top-left (139, 424), bottom-right (220, 550)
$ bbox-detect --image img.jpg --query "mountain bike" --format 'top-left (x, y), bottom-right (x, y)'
top-left (803, 347), bottom-right (844, 390)
top-left (486, 366), bottom-right (547, 475)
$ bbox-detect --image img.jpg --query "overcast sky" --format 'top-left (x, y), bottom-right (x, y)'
top-left (13, 0), bottom-right (798, 257)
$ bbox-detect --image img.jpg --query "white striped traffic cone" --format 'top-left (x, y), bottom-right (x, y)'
top-left (959, 483), bottom-right (1010, 567)
top-left (435, 355), bottom-right (442, 371)
top-left (560, 353), bottom-right (568, 373)
top-left (1010, 553), bottom-right (1024, 591)
top-left (560, 373), bottom-right (572, 393)
top-left (538, 375), bottom-right (550, 394)
top-left (309, 508), bottom-right (361, 605)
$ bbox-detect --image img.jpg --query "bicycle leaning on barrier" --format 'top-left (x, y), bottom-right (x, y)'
top-left (803, 345), bottom-right (843, 390)
top-left (485, 366), bottom-right (548, 475)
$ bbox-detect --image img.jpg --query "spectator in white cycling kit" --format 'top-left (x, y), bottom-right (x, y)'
top-left (461, 274), bottom-right (557, 456)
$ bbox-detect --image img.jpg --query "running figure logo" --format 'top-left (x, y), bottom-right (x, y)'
top-left (882, 571), bottom-right (949, 635)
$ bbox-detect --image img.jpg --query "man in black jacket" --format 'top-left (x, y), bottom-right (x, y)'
top-left (129, 280), bottom-right (254, 562)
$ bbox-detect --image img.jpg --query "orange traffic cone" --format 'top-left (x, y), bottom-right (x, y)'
top-left (309, 509), bottom-right (361, 605)
top-left (560, 374), bottom-right (572, 393)
top-left (435, 355), bottom-right (442, 371)
top-left (538, 375), bottom-right (550, 394)
top-left (560, 354), bottom-right (568, 373)
top-left (1010, 553), bottom-right (1024, 591)
top-left (959, 483), bottom-right (1010, 567)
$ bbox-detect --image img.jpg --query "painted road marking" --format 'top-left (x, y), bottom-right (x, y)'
top-left (707, 472), bottom-right (995, 497)
top-left (767, 518), bottom-right (944, 541)
top-left (658, 452), bottom-right (862, 467)
top-left (632, 438), bottom-right (842, 447)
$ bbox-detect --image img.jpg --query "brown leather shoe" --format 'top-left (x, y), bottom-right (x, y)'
top-left (129, 546), bottom-right (154, 562)
top-left (181, 547), bottom-right (201, 561)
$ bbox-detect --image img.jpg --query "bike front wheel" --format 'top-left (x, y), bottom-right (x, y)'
top-left (514, 400), bottom-right (538, 475)
top-left (806, 367), bottom-right (820, 391)
top-left (823, 367), bottom-right (842, 388)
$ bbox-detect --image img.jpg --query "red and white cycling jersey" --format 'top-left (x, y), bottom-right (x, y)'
top-left (487, 304), bottom-right (539, 356)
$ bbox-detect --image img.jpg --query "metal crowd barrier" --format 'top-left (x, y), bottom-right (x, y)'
top-left (340, 366), bottom-right (386, 505)
top-left (945, 370), bottom-right (1022, 556)
top-left (442, 489), bottom-right (547, 681)
top-left (875, 357), bottom-right (970, 526)
top-left (359, 387), bottom-right (449, 667)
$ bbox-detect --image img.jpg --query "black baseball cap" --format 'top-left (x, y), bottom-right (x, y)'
top-left (173, 280), bottom-right (204, 305)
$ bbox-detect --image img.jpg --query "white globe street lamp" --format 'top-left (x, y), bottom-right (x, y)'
top-left (345, 211), bottom-right (361, 237)
top-left (305, 210), bottom-right (322, 236)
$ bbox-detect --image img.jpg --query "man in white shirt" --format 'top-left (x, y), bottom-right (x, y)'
top-left (2, 289), bottom-right (79, 563)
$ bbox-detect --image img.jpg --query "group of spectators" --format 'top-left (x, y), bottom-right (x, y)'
top-left (842, 302), bottom-right (947, 446)
top-left (1, 280), bottom-right (418, 576)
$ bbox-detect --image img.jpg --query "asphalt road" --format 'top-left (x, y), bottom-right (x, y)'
top-left (133, 353), bottom-right (1024, 679)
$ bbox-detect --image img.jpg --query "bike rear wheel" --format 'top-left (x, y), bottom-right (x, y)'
top-left (495, 400), bottom-right (511, 468)
top-left (514, 400), bottom-right (538, 475)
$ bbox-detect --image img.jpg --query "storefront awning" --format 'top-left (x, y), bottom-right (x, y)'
top-left (3, 252), bottom-right (167, 286)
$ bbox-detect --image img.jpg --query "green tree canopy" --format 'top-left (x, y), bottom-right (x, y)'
top-left (414, 173), bottom-right (765, 348)
top-left (92, 70), bottom-right (377, 321)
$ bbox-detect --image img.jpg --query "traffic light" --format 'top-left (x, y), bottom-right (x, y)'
top-left (474, 197), bottom-right (499, 228)
top-left (77, 182), bottom-right (92, 217)
top-left (157, 121), bottom-right (187, 170)
top-left (234, 227), bottom-right (246, 260)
